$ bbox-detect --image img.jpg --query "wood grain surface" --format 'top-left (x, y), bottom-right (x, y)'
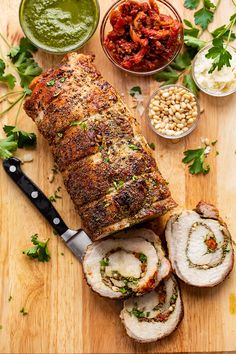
top-left (0, 0), bottom-right (236, 353)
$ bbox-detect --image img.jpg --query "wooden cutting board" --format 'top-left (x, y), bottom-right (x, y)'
top-left (0, 0), bottom-right (236, 353)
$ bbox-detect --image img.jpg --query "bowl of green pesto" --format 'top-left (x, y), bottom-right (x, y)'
top-left (19, 0), bottom-right (100, 54)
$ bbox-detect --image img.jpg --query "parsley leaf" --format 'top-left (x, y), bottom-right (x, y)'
top-left (0, 135), bottom-right (18, 159)
top-left (170, 51), bottom-right (192, 70)
top-left (184, 0), bottom-right (200, 9)
top-left (182, 148), bottom-right (210, 175)
top-left (22, 234), bottom-right (50, 262)
top-left (183, 74), bottom-right (199, 96)
top-left (0, 59), bottom-right (16, 89)
top-left (205, 38), bottom-right (232, 73)
top-left (130, 86), bottom-right (142, 97)
top-left (8, 37), bottom-right (42, 90)
top-left (3, 125), bottom-right (36, 148)
top-left (154, 67), bottom-right (179, 85)
top-left (204, 0), bottom-right (215, 10)
top-left (184, 35), bottom-right (207, 50)
top-left (183, 19), bottom-right (200, 38)
top-left (194, 7), bottom-right (214, 30)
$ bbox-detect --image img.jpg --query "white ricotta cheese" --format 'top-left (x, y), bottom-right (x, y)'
top-left (193, 45), bottom-right (236, 95)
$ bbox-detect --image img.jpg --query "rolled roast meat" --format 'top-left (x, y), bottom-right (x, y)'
top-left (165, 201), bottom-right (234, 287)
top-left (83, 228), bottom-right (171, 299)
top-left (120, 275), bottom-right (183, 343)
top-left (24, 53), bottom-right (176, 241)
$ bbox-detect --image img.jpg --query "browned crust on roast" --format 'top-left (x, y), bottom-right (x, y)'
top-left (24, 53), bottom-right (177, 240)
top-left (194, 201), bottom-right (220, 220)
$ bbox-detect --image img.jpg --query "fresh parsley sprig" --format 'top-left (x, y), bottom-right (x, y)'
top-left (22, 234), bottom-right (50, 262)
top-left (0, 35), bottom-right (42, 122)
top-left (182, 147), bottom-right (210, 175)
top-left (206, 13), bottom-right (236, 73)
top-left (154, 48), bottom-right (199, 95)
top-left (0, 125), bottom-right (37, 159)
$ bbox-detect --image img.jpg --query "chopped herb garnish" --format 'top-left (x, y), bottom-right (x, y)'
top-left (100, 257), bottom-right (109, 267)
top-left (47, 79), bottom-right (55, 87)
top-left (56, 132), bottom-right (63, 139)
top-left (20, 307), bottom-right (28, 316)
top-left (132, 175), bottom-right (138, 181)
top-left (8, 295), bottom-right (12, 302)
top-left (223, 244), bottom-right (231, 253)
top-left (69, 121), bottom-right (80, 127)
top-left (49, 186), bottom-right (62, 202)
top-left (170, 294), bottom-right (177, 303)
top-left (146, 311), bottom-right (150, 317)
top-left (211, 140), bottom-right (218, 146)
top-left (78, 122), bottom-right (87, 129)
top-left (60, 77), bottom-right (66, 83)
top-left (216, 151), bottom-right (219, 156)
top-left (23, 234), bottom-right (50, 262)
top-left (148, 142), bottom-right (156, 150)
top-left (128, 144), bottom-right (139, 151)
top-left (119, 287), bottom-right (132, 295)
top-left (139, 253), bottom-right (147, 263)
top-left (131, 308), bottom-right (145, 318)
top-left (113, 180), bottom-right (124, 190)
top-left (130, 86), bottom-right (142, 97)
top-left (99, 145), bottom-right (104, 151)
top-left (104, 157), bottom-right (110, 163)
top-left (61, 252), bottom-right (64, 256)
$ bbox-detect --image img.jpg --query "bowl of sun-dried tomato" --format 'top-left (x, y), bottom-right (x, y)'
top-left (101, 0), bottom-right (183, 75)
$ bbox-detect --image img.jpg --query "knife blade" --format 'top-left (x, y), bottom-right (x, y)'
top-left (2, 157), bottom-right (92, 262)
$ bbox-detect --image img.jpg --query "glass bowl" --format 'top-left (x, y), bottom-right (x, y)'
top-left (19, 0), bottom-right (100, 54)
top-left (192, 44), bottom-right (236, 97)
top-left (146, 84), bottom-right (200, 140)
top-left (100, 0), bottom-right (183, 76)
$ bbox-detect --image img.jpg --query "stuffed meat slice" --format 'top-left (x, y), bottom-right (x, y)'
top-left (83, 228), bottom-right (171, 299)
top-left (120, 275), bottom-right (183, 343)
top-left (165, 201), bottom-right (234, 287)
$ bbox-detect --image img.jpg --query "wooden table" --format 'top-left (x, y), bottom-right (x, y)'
top-left (0, 0), bottom-right (236, 353)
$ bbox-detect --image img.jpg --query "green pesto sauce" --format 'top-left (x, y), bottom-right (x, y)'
top-left (20, 0), bottom-right (99, 53)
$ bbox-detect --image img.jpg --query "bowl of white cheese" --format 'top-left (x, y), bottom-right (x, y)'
top-left (192, 44), bottom-right (236, 97)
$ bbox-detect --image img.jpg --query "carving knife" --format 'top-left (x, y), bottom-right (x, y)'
top-left (2, 157), bottom-right (92, 262)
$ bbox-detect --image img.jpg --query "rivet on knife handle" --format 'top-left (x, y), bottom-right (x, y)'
top-left (2, 157), bottom-right (69, 236)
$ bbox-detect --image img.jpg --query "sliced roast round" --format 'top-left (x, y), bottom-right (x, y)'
top-left (83, 228), bottom-right (171, 299)
top-left (120, 275), bottom-right (183, 343)
top-left (165, 201), bottom-right (234, 287)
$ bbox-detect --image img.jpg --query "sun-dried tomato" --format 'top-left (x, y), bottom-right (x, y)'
top-left (104, 0), bottom-right (183, 72)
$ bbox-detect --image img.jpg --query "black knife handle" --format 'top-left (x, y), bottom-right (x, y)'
top-left (3, 157), bottom-right (69, 236)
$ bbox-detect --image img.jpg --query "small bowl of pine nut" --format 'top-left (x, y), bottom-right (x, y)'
top-left (147, 85), bottom-right (200, 139)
